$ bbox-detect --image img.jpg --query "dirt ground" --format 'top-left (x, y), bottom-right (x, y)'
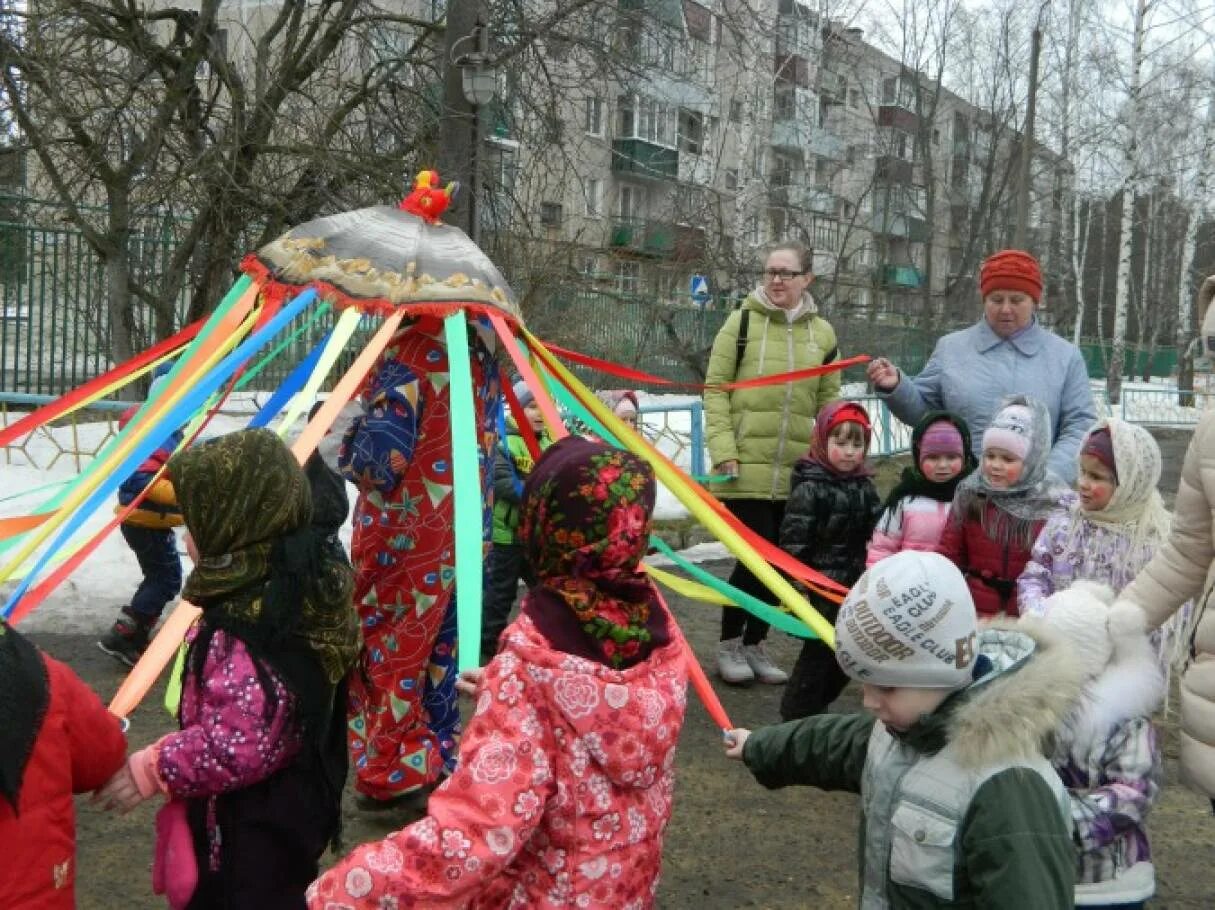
top-left (39, 426), bottom-right (1215, 907)
top-left (42, 575), bottom-right (1215, 909)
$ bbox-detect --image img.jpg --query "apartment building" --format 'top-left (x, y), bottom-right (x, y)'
top-left (483, 0), bottom-right (1061, 322)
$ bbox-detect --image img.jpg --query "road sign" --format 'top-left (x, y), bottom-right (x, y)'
top-left (690, 275), bottom-right (710, 306)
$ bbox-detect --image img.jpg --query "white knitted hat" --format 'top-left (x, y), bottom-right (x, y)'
top-left (835, 551), bottom-right (979, 688)
top-left (1038, 581), bottom-right (1116, 681)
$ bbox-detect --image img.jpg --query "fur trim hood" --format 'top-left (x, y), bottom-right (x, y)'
top-left (949, 619), bottom-right (1088, 769)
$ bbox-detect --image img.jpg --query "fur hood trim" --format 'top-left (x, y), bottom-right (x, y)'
top-left (1067, 629), bottom-right (1165, 752)
top-left (950, 619), bottom-right (1087, 769)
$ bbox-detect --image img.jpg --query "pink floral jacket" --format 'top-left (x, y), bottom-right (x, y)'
top-left (307, 611), bottom-right (689, 909)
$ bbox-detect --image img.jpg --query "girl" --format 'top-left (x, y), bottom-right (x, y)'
top-left (1038, 582), bottom-right (1164, 910)
top-left (1019, 420), bottom-right (1173, 620)
top-left (778, 400), bottom-right (881, 720)
top-left (866, 411), bottom-right (976, 566)
top-left (0, 620), bottom-right (126, 909)
top-left (937, 394), bottom-right (1070, 617)
top-left (97, 429), bottom-right (359, 909)
top-left (307, 436), bottom-right (689, 909)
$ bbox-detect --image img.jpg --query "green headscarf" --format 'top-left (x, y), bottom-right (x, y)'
top-left (170, 429), bottom-right (359, 704)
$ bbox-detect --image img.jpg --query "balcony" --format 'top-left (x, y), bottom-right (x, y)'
top-left (877, 103), bottom-right (919, 132)
top-left (877, 265), bottom-right (924, 289)
top-left (773, 53), bottom-right (811, 88)
top-left (611, 138), bottom-right (679, 181)
top-left (770, 118), bottom-right (808, 151)
top-left (608, 218), bottom-right (706, 260)
top-left (871, 211), bottom-right (930, 242)
top-left (807, 130), bottom-right (845, 160)
top-left (768, 183), bottom-right (835, 213)
top-left (874, 155), bottom-right (913, 184)
top-left (820, 71), bottom-right (846, 104)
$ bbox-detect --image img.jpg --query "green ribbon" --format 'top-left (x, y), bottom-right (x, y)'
top-left (648, 538), bottom-right (817, 639)
top-left (444, 314), bottom-right (484, 672)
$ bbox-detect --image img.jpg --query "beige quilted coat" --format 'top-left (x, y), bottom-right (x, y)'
top-left (1119, 411), bottom-right (1215, 796)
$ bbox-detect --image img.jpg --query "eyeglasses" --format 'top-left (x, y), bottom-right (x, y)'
top-left (763, 268), bottom-right (806, 281)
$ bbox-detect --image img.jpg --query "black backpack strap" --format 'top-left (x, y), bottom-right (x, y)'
top-left (734, 307), bottom-right (750, 378)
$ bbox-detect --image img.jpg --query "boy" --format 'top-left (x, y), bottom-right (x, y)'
top-left (97, 363), bottom-right (184, 665)
top-left (482, 380), bottom-right (551, 660)
top-left (725, 550), bottom-right (1080, 908)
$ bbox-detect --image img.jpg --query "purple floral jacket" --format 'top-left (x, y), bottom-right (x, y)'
top-left (155, 629), bottom-right (301, 868)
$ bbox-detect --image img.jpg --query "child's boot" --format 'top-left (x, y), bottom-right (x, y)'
top-left (97, 606), bottom-right (155, 667)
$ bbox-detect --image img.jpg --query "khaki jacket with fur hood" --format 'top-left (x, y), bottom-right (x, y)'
top-left (742, 620), bottom-right (1084, 909)
top-left (1114, 410), bottom-right (1215, 796)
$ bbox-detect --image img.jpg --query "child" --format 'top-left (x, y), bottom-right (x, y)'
top-left (1037, 582), bottom-right (1164, 909)
top-left (937, 394), bottom-right (1070, 617)
top-left (777, 400), bottom-right (881, 719)
top-left (307, 436), bottom-right (689, 909)
top-left (97, 379), bottom-right (185, 665)
top-left (724, 550), bottom-right (1078, 909)
top-left (0, 620), bottom-right (126, 909)
top-left (574, 388), bottom-right (641, 440)
top-left (1018, 420), bottom-right (1172, 619)
top-left (867, 412), bottom-right (976, 566)
top-left (483, 380), bottom-right (552, 660)
top-left (96, 429), bottom-right (360, 908)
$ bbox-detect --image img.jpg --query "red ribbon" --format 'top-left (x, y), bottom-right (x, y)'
top-left (539, 340), bottom-right (869, 391)
top-left (0, 319), bottom-right (204, 448)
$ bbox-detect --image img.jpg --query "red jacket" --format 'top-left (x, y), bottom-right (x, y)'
top-left (936, 502), bottom-right (1044, 617)
top-left (308, 610), bottom-right (689, 909)
top-left (0, 653), bottom-right (127, 909)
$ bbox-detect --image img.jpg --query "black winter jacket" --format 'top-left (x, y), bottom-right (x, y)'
top-left (779, 460), bottom-right (881, 612)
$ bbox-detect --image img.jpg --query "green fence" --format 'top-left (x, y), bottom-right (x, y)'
top-left (0, 193), bottom-right (1185, 397)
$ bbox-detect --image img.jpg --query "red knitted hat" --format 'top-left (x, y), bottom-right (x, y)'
top-left (979, 249), bottom-right (1042, 303)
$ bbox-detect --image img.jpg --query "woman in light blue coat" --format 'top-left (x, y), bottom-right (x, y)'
top-left (867, 249), bottom-right (1096, 483)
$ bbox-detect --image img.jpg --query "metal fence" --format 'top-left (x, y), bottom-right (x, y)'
top-left (0, 191), bottom-right (1192, 397)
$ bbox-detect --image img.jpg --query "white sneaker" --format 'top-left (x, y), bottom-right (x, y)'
top-left (717, 637), bottom-right (755, 685)
top-left (743, 641), bottom-right (788, 685)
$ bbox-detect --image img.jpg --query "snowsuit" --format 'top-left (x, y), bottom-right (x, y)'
top-left (741, 625), bottom-right (1080, 909)
top-left (116, 404), bottom-right (184, 621)
top-left (936, 501), bottom-right (1049, 617)
top-left (0, 642), bottom-right (126, 910)
top-left (1050, 627), bottom-right (1164, 906)
top-left (778, 458), bottom-right (880, 719)
top-left (340, 316), bottom-right (500, 798)
top-left (307, 610), bottom-right (688, 909)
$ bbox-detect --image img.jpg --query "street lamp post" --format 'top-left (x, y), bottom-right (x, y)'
top-left (449, 20), bottom-right (497, 245)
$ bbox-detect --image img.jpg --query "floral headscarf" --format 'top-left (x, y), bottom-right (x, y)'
top-left (519, 436), bottom-right (667, 668)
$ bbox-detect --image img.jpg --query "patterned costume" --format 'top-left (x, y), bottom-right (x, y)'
top-left (340, 315), bottom-right (500, 799)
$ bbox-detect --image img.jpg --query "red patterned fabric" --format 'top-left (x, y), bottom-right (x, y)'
top-left (308, 611), bottom-right (688, 909)
top-left (345, 317), bottom-right (500, 799)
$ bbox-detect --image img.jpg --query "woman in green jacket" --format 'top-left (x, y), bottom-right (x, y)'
top-left (704, 241), bottom-right (841, 685)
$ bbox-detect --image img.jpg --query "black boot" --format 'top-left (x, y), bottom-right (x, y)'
top-left (96, 606), bottom-right (154, 667)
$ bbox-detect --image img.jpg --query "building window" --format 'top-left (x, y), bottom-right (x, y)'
top-left (581, 255), bottom-right (600, 281)
top-left (773, 88), bottom-right (795, 120)
top-left (585, 96), bottom-right (604, 136)
top-left (849, 89), bottom-right (861, 109)
top-left (617, 260), bottom-right (641, 296)
top-left (725, 168), bottom-right (739, 190)
top-left (744, 214), bottom-right (760, 245)
top-left (619, 184), bottom-right (643, 220)
top-left (584, 178), bottom-right (603, 217)
top-left (540, 202), bottom-right (563, 226)
top-left (729, 99), bottom-right (743, 123)
top-left (678, 108), bottom-right (704, 154)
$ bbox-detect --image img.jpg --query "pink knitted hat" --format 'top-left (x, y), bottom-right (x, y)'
top-left (919, 420), bottom-right (964, 459)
